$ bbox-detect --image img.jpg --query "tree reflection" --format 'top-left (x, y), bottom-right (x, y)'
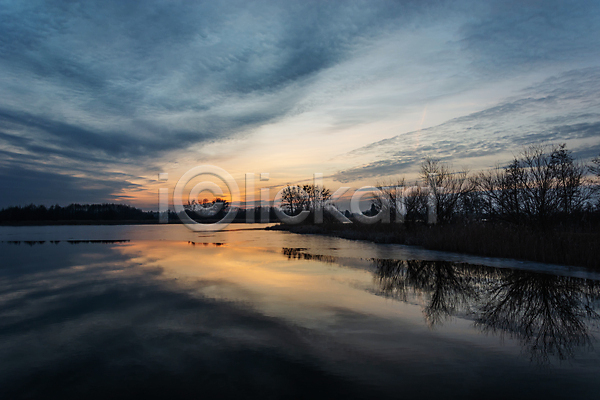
top-left (281, 248), bottom-right (338, 264)
top-left (373, 259), bottom-right (600, 362)
top-left (375, 259), bottom-right (491, 326)
top-left (476, 270), bottom-right (600, 362)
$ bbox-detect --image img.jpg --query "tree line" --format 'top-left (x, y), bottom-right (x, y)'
top-left (0, 203), bottom-right (157, 222)
top-left (372, 144), bottom-right (600, 226)
top-left (275, 144), bottom-right (600, 227)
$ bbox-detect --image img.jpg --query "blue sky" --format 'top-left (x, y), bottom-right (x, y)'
top-left (1, 0), bottom-right (599, 208)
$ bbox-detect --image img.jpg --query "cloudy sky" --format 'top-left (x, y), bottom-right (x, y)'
top-left (1, 0), bottom-right (599, 208)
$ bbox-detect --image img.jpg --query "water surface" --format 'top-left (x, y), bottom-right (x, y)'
top-left (1, 225), bottom-right (599, 399)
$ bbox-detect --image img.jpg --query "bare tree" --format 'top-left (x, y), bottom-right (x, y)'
top-left (374, 178), bottom-right (405, 221)
top-left (373, 178), bottom-right (431, 223)
top-left (420, 158), bottom-right (473, 223)
top-left (590, 154), bottom-right (600, 177)
top-left (301, 184), bottom-right (331, 212)
top-left (474, 160), bottom-right (531, 223)
top-left (473, 166), bottom-right (504, 219)
top-left (472, 144), bottom-right (592, 224)
top-left (403, 184), bottom-right (428, 223)
top-left (281, 185), bottom-right (307, 216)
top-left (518, 145), bottom-right (559, 223)
top-left (588, 154), bottom-right (600, 210)
top-left (550, 144), bottom-right (588, 214)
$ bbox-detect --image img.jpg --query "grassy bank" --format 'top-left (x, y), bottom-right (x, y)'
top-left (268, 222), bottom-right (600, 269)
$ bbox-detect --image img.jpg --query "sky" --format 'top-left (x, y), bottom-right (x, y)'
top-left (1, 0), bottom-right (599, 209)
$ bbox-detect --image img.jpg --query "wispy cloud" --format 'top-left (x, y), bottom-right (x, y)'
top-left (334, 68), bottom-right (600, 182)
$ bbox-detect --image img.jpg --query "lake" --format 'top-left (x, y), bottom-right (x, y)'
top-left (1, 225), bottom-right (599, 399)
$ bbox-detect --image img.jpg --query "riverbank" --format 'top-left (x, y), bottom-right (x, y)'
top-left (268, 222), bottom-right (600, 269)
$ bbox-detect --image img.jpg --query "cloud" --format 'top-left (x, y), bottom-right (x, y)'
top-left (458, 0), bottom-right (600, 74)
top-left (0, 166), bottom-right (141, 207)
top-left (334, 68), bottom-right (600, 182)
top-left (0, 0), bottom-right (426, 157)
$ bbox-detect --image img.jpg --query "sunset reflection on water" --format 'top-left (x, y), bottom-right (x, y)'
top-left (1, 227), bottom-right (600, 399)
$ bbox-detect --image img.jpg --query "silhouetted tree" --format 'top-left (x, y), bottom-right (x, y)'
top-left (420, 158), bottom-right (473, 223)
top-left (280, 185), bottom-right (306, 216)
top-left (301, 184), bottom-right (331, 212)
top-left (472, 144), bottom-right (595, 225)
top-left (590, 154), bottom-right (600, 177)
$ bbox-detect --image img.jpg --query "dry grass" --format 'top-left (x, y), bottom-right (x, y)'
top-left (269, 221), bottom-right (600, 269)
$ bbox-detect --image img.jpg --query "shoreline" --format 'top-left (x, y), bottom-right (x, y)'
top-left (267, 222), bottom-right (600, 270)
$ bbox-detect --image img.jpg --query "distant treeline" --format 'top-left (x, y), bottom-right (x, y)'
top-left (182, 201), bottom-right (282, 223)
top-left (0, 203), bottom-right (158, 222)
top-left (0, 202), bottom-right (285, 224)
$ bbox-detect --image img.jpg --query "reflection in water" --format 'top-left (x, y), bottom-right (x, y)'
top-left (476, 270), bottom-right (600, 362)
top-left (188, 241), bottom-right (226, 247)
top-left (375, 260), bottom-right (484, 327)
top-left (2, 236), bottom-right (600, 398)
top-left (373, 259), bottom-right (600, 362)
top-left (282, 248), bottom-right (338, 264)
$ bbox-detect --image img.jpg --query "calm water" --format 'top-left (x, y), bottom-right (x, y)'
top-left (1, 225), bottom-right (599, 399)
